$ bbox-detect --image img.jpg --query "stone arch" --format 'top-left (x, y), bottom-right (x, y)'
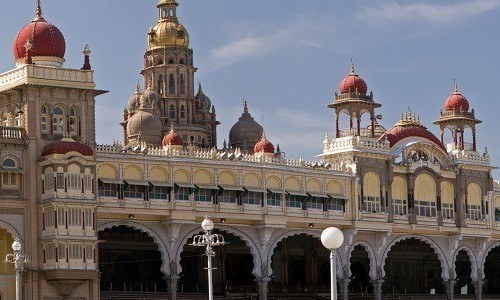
top-left (243, 172), bottom-right (261, 188)
top-left (467, 183), bottom-right (482, 206)
top-left (265, 230), bottom-right (344, 278)
top-left (149, 166), bottom-right (169, 182)
top-left (97, 163), bottom-right (118, 179)
top-left (218, 171), bottom-right (237, 186)
top-left (363, 172), bottom-right (380, 197)
top-left (480, 240), bottom-right (500, 280)
top-left (123, 165), bottom-right (143, 180)
top-left (98, 221), bottom-right (171, 276)
top-left (173, 169), bottom-right (190, 183)
top-left (441, 181), bottom-right (454, 204)
top-left (193, 169), bottom-right (213, 185)
top-left (453, 245), bottom-right (479, 281)
top-left (347, 240), bottom-right (377, 279)
top-left (306, 178), bottom-right (322, 193)
top-left (414, 173), bottom-right (436, 201)
top-left (266, 176), bottom-right (281, 190)
top-left (284, 176), bottom-right (301, 191)
top-left (380, 235), bottom-right (449, 280)
top-left (327, 180), bottom-right (344, 196)
top-left (175, 225), bottom-right (262, 277)
top-left (0, 220), bottom-right (22, 242)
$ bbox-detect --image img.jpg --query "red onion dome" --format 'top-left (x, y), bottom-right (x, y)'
top-left (162, 125), bottom-right (183, 146)
top-left (254, 133), bottom-right (275, 153)
top-left (13, 4), bottom-right (65, 62)
top-left (42, 138), bottom-right (93, 157)
top-left (444, 84), bottom-right (469, 111)
top-left (379, 111), bottom-right (446, 152)
top-left (339, 64), bottom-right (368, 94)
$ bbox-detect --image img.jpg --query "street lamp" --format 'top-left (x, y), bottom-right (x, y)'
top-left (190, 216), bottom-right (225, 300)
top-left (321, 227), bottom-right (344, 300)
top-left (4, 238), bottom-right (29, 300)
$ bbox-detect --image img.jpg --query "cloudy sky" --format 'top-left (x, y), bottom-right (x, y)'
top-left (1, 0), bottom-right (500, 175)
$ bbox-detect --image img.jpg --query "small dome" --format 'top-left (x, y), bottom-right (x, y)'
top-left (140, 87), bottom-right (160, 107)
top-left (128, 84), bottom-right (142, 111)
top-left (162, 125), bottom-right (183, 146)
top-left (195, 83), bottom-right (212, 109)
top-left (13, 5), bottom-right (65, 64)
top-left (339, 64), bottom-right (367, 94)
top-left (444, 85), bottom-right (469, 111)
top-left (229, 102), bottom-right (263, 153)
top-left (42, 138), bottom-right (93, 157)
top-left (148, 21), bottom-right (189, 49)
top-left (254, 133), bottom-right (274, 154)
top-left (127, 110), bottom-right (162, 146)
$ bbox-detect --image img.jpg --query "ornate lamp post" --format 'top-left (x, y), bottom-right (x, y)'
top-left (321, 227), bottom-right (344, 300)
top-left (190, 216), bottom-right (225, 300)
top-left (4, 239), bottom-right (29, 300)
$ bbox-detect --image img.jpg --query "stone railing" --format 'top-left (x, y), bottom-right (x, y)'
top-left (324, 136), bottom-right (390, 153)
top-left (439, 109), bottom-right (475, 119)
top-left (450, 150), bottom-right (489, 164)
top-left (96, 144), bottom-right (350, 172)
top-left (0, 126), bottom-right (26, 140)
top-left (408, 159), bottom-right (441, 173)
top-left (333, 91), bottom-right (374, 102)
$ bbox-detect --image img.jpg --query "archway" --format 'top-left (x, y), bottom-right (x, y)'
top-left (349, 245), bottom-right (372, 294)
top-left (179, 230), bottom-right (255, 295)
top-left (270, 234), bottom-right (330, 292)
top-left (0, 228), bottom-right (15, 300)
top-left (455, 249), bottom-right (472, 295)
top-left (484, 245), bottom-right (500, 294)
top-left (98, 226), bottom-right (167, 292)
top-left (383, 238), bottom-right (443, 294)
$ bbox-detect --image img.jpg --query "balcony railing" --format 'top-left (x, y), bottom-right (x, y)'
top-left (0, 126), bottom-right (25, 140)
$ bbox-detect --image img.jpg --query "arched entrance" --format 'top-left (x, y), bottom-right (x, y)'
top-left (349, 245), bottom-right (372, 294)
top-left (384, 238), bottom-right (443, 294)
top-left (0, 228), bottom-right (15, 300)
top-left (455, 250), bottom-right (472, 295)
top-left (484, 245), bottom-right (500, 294)
top-left (270, 234), bottom-right (330, 294)
top-left (179, 230), bottom-right (255, 295)
top-left (98, 226), bottom-right (167, 292)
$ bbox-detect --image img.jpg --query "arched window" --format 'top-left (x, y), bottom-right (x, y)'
top-left (414, 173), bottom-right (437, 217)
top-left (2, 158), bottom-right (19, 189)
top-left (168, 58), bottom-right (174, 64)
top-left (179, 59), bottom-right (184, 64)
top-left (68, 107), bottom-right (78, 136)
top-left (158, 75), bottom-right (164, 94)
top-left (168, 74), bottom-right (175, 94)
top-left (41, 105), bottom-right (49, 133)
top-left (180, 74), bottom-right (185, 94)
top-left (52, 106), bottom-right (65, 134)
top-left (180, 105), bottom-right (185, 119)
top-left (362, 172), bottom-right (381, 213)
top-left (169, 105), bottom-right (176, 118)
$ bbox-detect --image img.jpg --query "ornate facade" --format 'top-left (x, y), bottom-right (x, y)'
top-left (1, 1), bottom-right (500, 300)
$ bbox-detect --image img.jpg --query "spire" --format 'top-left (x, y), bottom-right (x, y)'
top-left (243, 100), bottom-right (248, 113)
top-left (34, 0), bottom-right (44, 21)
top-left (81, 44), bottom-right (92, 70)
top-left (350, 58), bottom-right (355, 73)
top-left (169, 122), bottom-right (175, 133)
top-left (135, 82), bottom-right (140, 94)
top-left (261, 130), bottom-right (267, 141)
top-left (198, 81), bottom-right (203, 93)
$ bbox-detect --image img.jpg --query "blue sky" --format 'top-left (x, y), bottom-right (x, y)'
top-left (1, 1), bottom-right (500, 175)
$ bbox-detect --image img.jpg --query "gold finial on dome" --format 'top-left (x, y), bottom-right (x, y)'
top-left (350, 58), bottom-right (355, 73)
top-left (396, 108), bottom-right (423, 127)
top-left (243, 99), bottom-right (248, 113)
top-left (34, 0), bottom-right (43, 21)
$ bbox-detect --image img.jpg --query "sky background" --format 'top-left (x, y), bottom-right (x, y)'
top-left (1, 0), bottom-right (500, 176)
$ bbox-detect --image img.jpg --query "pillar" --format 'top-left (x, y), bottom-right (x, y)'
top-left (444, 279), bottom-right (455, 300)
top-left (339, 277), bottom-right (350, 300)
top-left (371, 116), bottom-right (375, 137)
top-left (255, 277), bottom-right (271, 300)
top-left (473, 280), bottom-right (483, 300)
top-left (335, 114), bottom-right (340, 138)
top-left (371, 279), bottom-right (383, 300)
top-left (356, 117), bottom-right (361, 136)
top-left (166, 275), bottom-right (180, 300)
top-left (472, 128), bottom-right (477, 151)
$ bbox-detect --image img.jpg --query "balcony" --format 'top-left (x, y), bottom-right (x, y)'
top-left (0, 126), bottom-right (26, 145)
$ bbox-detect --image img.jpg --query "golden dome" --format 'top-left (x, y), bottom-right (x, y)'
top-left (148, 20), bottom-right (189, 49)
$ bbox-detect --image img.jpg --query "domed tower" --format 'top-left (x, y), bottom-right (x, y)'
top-left (126, 90), bottom-right (163, 146)
top-left (433, 84), bottom-right (482, 151)
top-left (327, 63), bottom-right (381, 138)
top-left (139, 0), bottom-right (218, 148)
top-left (229, 101), bottom-right (263, 153)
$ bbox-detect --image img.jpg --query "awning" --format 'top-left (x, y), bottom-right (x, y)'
top-left (175, 183), bottom-right (195, 188)
top-left (244, 187), bottom-right (267, 193)
top-left (195, 184), bottom-right (219, 190)
top-left (124, 180), bottom-right (149, 186)
top-left (99, 178), bottom-right (123, 185)
top-left (149, 181), bottom-right (173, 187)
top-left (327, 194), bottom-right (347, 199)
top-left (286, 191), bottom-right (309, 197)
top-left (0, 166), bottom-right (23, 173)
top-left (307, 192), bottom-right (329, 198)
top-left (219, 185), bottom-right (245, 192)
top-left (267, 189), bottom-right (285, 194)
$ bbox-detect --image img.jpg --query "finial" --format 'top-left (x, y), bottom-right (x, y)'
top-left (35, 0), bottom-right (43, 19)
top-left (261, 130), bottom-right (267, 141)
top-left (135, 81), bottom-right (140, 94)
top-left (350, 58), bottom-right (355, 73)
top-left (81, 44), bottom-right (92, 70)
top-left (170, 122), bottom-right (175, 133)
top-left (454, 79), bottom-right (458, 93)
top-left (243, 100), bottom-right (248, 113)
top-left (198, 81), bottom-right (202, 93)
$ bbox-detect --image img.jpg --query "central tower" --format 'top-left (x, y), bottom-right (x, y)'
top-left (125, 0), bottom-right (218, 148)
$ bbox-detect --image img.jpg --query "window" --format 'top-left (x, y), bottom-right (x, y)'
top-left (219, 190), bottom-right (237, 204)
top-left (69, 244), bottom-right (82, 260)
top-left (195, 188), bottom-right (213, 202)
top-left (415, 200), bottom-right (436, 217)
top-left (174, 187), bottom-right (190, 201)
top-left (45, 173), bottom-right (54, 192)
top-left (496, 208), bottom-right (500, 222)
top-left (442, 203), bottom-right (454, 219)
top-left (168, 58), bottom-right (174, 64)
top-left (307, 197), bottom-right (323, 210)
top-left (168, 74), bottom-right (175, 94)
top-left (327, 198), bottom-right (345, 212)
top-left (84, 209), bottom-right (93, 229)
top-left (243, 192), bottom-right (262, 205)
top-left (67, 174), bottom-right (81, 190)
top-left (83, 175), bottom-right (92, 191)
top-left (2, 159), bottom-right (19, 189)
top-left (69, 107), bottom-right (78, 136)
top-left (67, 208), bottom-right (82, 227)
top-left (286, 195), bottom-right (303, 208)
top-left (123, 185), bottom-right (144, 199)
top-left (180, 105), bottom-right (185, 119)
top-left (158, 75), bottom-right (164, 94)
top-left (180, 74), bottom-right (185, 94)
top-left (363, 196), bottom-right (381, 213)
top-left (267, 192), bottom-right (281, 206)
top-left (98, 182), bottom-right (118, 198)
top-left (169, 105), bottom-right (175, 118)
top-left (467, 205), bottom-right (482, 220)
top-left (393, 199), bottom-right (407, 215)
top-left (52, 106), bottom-right (65, 134)
top-left (56, 173), bottom-right (65, 190)
top-left (57, 207), bottom-right (65, 228)
top-left (45, 243), bottom-right (56, 261)
top-left (45, 207), bottom-right (55, 228)
top-left (41, 105), bottom-right (48, 132)
top-left (150, 186), bottom-right (168, 200)
top-left (85, 244), bottom-right (94, 262)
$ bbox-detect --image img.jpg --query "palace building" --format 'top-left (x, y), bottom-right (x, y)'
top-left (1, 1), bottom-right (500, 299)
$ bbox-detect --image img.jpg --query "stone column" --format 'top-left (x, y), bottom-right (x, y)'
top-left (166, 275), bottom-right (180, 300)
top-left (371, 279), bottom-right (384, 300)
top-left (338, 277), bottom-right (350, 300)
top-left (473, 280), bottom-right (483, 300)
top-left (255, 277), bottom-right (271, 300)
top-left (444, 280), bottom-right (455, 300)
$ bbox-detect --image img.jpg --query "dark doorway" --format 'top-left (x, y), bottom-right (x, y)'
top-left (349, 245), bottom-right (372, 294)
top-left (455, 250), bottom-right (473, 295)
top-left (485, 245), bottom-right (500, 294)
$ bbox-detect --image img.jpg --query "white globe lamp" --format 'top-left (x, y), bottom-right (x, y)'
top-left (201, 217), bottom-right (214, 232)
top-left (321, 227), bottom-right (344, 300)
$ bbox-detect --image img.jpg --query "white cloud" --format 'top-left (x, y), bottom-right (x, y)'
top-left (359, 0), bottom-right (500, 24)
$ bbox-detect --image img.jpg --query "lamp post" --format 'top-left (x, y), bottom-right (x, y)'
top-left (190, 216), bottom-right (225, 300)
top-left (4, 239), bottom-right (29, 300)
top-left (321, 227), bottom-right (344, 300)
